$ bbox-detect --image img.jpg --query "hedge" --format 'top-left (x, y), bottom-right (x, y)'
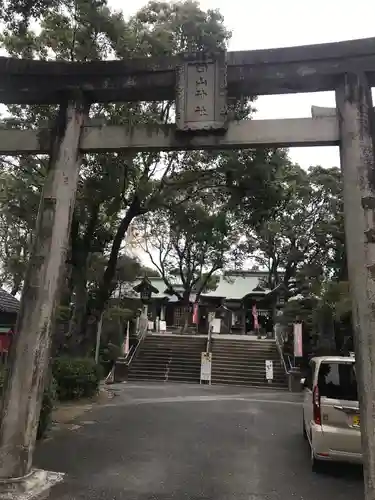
top-left (52, 357), bottom-right (103, 401)
top-left (0, 368), bottom-right (56, 440)
top-left (0, 357), bottom-right (103, 438)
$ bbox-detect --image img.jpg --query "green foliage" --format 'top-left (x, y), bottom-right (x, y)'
top-left (0, 368), bottom-right (57, 440)
top-left (140, 200), bottom-right (237, 302)
top-left (100, 342), bottom-right (122, 364)
top-left (0, 0), bottom-right (240, 352)
top-left (52, 357), bottom-right (103, 401)
top-left (242, 164), bottom-right (344, 292)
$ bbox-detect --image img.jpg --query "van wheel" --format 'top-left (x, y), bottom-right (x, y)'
top-left (311, 451), bottom-right (325, 473)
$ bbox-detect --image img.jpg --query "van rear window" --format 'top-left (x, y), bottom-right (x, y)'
top-left (317, 362), bottom-right (358, 401)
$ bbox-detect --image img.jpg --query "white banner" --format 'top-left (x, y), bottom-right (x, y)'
top-left (293, 323), bottom-right (303, 357)
top-left (200, 352), bottom-right (212, 383)
top-left (265, 360), bottom-right (273, 380)
top-left (159, 320), bottom-right (166, 332)
top-left (211, 318), bottom-right (221, 333)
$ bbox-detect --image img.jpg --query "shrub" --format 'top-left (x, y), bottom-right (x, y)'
top-left (52, 357), bottom-right (103, 401)
top-left (0, 367), bottom-right (57, 440)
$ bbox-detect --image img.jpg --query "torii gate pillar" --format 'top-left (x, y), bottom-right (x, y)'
top-left (336, 73), bottom-right (375, 498)
top-left (0, 96), bottom-right (86, 497)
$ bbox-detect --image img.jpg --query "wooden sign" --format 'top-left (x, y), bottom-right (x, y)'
top-left (176, 51), bottom-right (227, 132)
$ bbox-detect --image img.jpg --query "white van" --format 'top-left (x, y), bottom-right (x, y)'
top-left (301, 356), bottom-right (361, 472)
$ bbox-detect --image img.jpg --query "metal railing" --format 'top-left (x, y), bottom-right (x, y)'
top-left (206, 326), bottom-right (213, 353)
top-left (275, 327), bottom-right (294, 375)
top-left (127, 328), bottom-right (147, 366)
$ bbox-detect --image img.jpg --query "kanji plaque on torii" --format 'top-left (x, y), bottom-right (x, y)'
top-left (175, 51), bottom-right (227, 132)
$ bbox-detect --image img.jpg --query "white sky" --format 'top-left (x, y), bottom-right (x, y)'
top-left (110, 0), bottom-right (375, 169)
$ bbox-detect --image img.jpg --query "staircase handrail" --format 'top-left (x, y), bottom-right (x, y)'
top-left (206, 325), bottom-right (213, 353)
top-left (127, 328), bottom-right (147, 366)
top-left (275, 328), bottom-right (292, 375)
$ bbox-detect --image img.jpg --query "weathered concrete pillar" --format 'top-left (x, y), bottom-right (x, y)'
top-left (0, 97), bottom-right (87, 483)
top-left (336, 74), bottom-right (375, 499)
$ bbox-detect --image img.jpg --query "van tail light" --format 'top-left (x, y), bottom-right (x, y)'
top-left (313, 385), bottom-right (321, 425)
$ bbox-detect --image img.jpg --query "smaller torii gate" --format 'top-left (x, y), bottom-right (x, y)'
top-left (0, 38), bottom-right (374, 498)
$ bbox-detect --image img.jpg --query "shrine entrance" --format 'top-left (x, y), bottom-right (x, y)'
top-left (1, 36), bottom-right (375, 496)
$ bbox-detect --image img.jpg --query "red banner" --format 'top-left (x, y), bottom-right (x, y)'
top-left (293, 323), bottom-right (303, 357)
top-left (252, 305), bottom-right (259, 330)
top-left (192, 303), bottom-right (199, 324)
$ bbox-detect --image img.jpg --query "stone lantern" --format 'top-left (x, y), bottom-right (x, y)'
top-left (133, 277), bottom-right (159, 332)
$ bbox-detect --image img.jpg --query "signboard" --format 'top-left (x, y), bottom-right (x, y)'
top-left (159, 320), bottom-right (166, 332)
top-left (211, 318), bottom-right (221, 333)
top-left (176, 51), bottom-right (227, 132)
top-left (200, 352), bottom-right (212, 383)
top-left (192, 303), bottom-right (199, 324)
top-left (147, 321), bottom-right (154, 331)
top-left (293, 323), bottom-right (303, 357)
top-left (265, 360), bottom-right (273, 381)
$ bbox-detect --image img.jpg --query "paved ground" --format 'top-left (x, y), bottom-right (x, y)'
top-left (35, 383), bottom-right (364, 500)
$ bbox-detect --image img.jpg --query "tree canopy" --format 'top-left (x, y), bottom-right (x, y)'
top-left (0, 0), bottom-right (347, 355)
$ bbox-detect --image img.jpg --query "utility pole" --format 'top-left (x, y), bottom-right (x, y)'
top-left (336, 73), bottom-right (375, 499)
top-left (0, 96), bottom-right (87, 484)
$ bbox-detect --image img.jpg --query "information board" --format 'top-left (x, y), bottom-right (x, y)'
top-left (200, 352), bottom-right (212, 383)
top-left (265, 360), bottom-right (274, 381)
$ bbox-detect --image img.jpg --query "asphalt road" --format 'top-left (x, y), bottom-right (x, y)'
top-left (35, 383), bottom-right (364, 500)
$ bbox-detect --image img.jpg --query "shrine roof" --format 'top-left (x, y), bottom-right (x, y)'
top-left (0, 289), bottom-right (20, 314)
top-left (201, 271), bottom-right (270, 300)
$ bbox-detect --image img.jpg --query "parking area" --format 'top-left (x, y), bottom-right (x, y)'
top-left (35, 383), bottom-right (364, 500)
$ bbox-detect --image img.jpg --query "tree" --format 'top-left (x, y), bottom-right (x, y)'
top-left (0, 0), bottom-right (235, 351)
top-left (0, 157), bottom-right (45, 295)
top-left (140, 199), bottom-right (237, 331)
top-left (0, 0), bottom-right (296, 351)
top-left (244, 164), bottom-right (344, 295)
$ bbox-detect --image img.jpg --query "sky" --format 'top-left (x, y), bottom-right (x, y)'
top-left (108, 0), bottom-right (375, 267)
top-left (110, 0), bottom-right (375, 170)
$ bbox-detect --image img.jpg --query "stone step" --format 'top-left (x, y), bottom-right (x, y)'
top-left (211, 365), bottom-right (285, 375)
top-left (212, 350), bottom-right (277, 357)
top-left (211, 379), bottom-right (287, 389)
top-left (138, 350), bottom-right (203, 356)
top-left (136, 353), bottom-right (202, 360)
top-left (212, 355), bottom-right (277, 361)
top-left (211, 346), bottom-right (277, 353)
top-left (211, 371), bottom-right (286, 383)
top-left (144, 338), bottom-right (206, 344)
top-left (211, 362), bottom-right (280, 368)
top-left (212, 341), bottom-right (276, 346)
top-left (128, 336), bottom-right (286, 387)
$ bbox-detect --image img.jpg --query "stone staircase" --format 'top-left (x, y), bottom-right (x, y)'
top-left (210, 338), bottom-right (288, 389)
top-left (127, 335), bottom-right (206, 383)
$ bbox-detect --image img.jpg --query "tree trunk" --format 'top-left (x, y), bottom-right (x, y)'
top-left (82, 198), bottom-right (141, 343)
top-left (67, 203), bottom-right (100, 354)
top-left (10, 282), bottom-right (21, 297)
top-left (66, 278), bottom-right (88, 355)
top-left (0, 97), bottom-right (87, 480)
top-left (180, 293), bottom-right (191, 334)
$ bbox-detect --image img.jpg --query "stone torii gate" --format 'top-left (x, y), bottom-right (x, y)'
top-left (0, 37), bottom-right (375, 498)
